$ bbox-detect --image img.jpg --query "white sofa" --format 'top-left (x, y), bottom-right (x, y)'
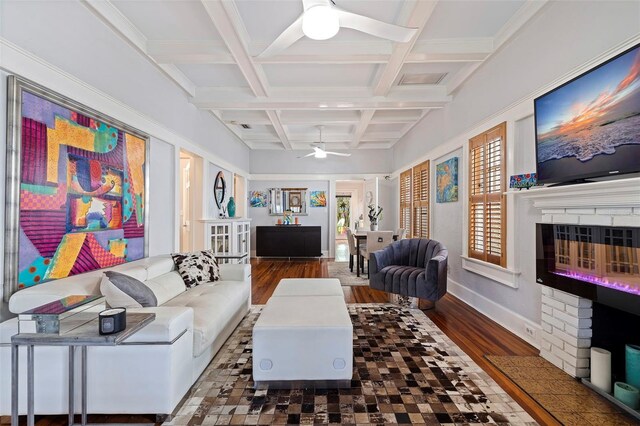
top-left (0, 255), bottom-right (251, 417)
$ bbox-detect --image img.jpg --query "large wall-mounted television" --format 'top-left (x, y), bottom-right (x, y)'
top-left (534, 43), bottom-right (640, 185)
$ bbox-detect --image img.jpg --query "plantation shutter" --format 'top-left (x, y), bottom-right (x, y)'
top-left (412, 160), bottom-right (430, 239)
top-left (399, 169), bottom-right (412, 235)
top-left (468, 122), bottom-right (506, 267)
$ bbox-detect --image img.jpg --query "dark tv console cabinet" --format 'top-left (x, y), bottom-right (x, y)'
top-left (256, 226), bottom-right (322, 258)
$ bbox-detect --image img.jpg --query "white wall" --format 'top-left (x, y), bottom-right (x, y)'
top-left (247, 180), bottom-right (331, 255)
top-left (391, 1), bottom-right (640, 345)
top-left (250, 149), bottom-right (392, 175)
top-left (377, 177), bottom-right (397, 232)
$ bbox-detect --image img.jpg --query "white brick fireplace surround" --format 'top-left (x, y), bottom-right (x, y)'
top-left (521, 177), bottom-right (640, 378)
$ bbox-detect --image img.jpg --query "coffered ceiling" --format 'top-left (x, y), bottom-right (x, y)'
top-left (85, 0), bottom-right (546, 151)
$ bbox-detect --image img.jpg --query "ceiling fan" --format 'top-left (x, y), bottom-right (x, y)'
top-left (298, 126), bottom-right (352, 159)
top-left (258, 0), bottom-right (418, 58)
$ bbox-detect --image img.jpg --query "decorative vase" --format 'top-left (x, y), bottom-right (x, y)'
top-left (227, 196), bottom-right (236, 218)
top-left (370, 223), bottom-right (378, 231)
top-left (626, 344), bottom-right (640, 389)
top-left (614, 382), bottom-right (640, 409)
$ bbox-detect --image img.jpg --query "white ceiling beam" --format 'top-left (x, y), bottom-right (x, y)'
top-left (446, 62), bottom-right (482, 95)
top-left (494, 0), bottom-right (548, 50)
top-left (352, 0), bottom-right (438, 148)
top-left (147, 40), bottom-right (235, 64)
top-left (81, 0), bottom-right (196, 96)
top-left (145, 38), bottom-right (493, 65)
top-left (193, 99), bottom-right (448, 111)
top-left (192, 86), bottom-right (451, 104)
top-left (200, 0), bottom-right (294, 149)
top-left (200, 0), bottom-right (269, 97)
top-left (351, 110), bottom-right (375, 149)
top-left (265, 111), bottom-right (292, 149)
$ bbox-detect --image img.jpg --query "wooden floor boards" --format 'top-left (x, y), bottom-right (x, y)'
top-left (4, 258), bottom-right (558, 425)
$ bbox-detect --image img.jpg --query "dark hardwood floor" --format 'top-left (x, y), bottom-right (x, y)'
top-left (4, 258), bottom-right (558, 425)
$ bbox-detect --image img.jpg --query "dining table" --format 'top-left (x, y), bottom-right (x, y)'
top-left (352, 231), bottom-right (398, 277)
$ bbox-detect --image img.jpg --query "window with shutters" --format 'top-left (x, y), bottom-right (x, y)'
top-left (468, 122), bottom-right (506, 267)
top-left (399, 169), bottom-right (412, 235)
top-left (412, 160), bottom-right (430, 238)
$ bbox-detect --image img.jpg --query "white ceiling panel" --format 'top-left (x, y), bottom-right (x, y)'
top-left (95, 0), bottom-right (540, 151)
top-left (364, 123), bottom-right (408, 134)
top-left (287, 124), bottom-right (355, 137)
top-left (177, 64), bottom-right (248, 87)
top-left (112, 0), bottom-right (222, 40)
top-left (263, 64), bottom-right (379, 87)
top-left (419, 1), bottom-right (525, 39)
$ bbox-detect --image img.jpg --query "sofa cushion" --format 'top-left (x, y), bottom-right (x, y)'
top-left (101, 272), bottom-right (158, 308)
top-left (145, 256), bottom-right (176, 280)
top-left (8, 271), bottom-right (103, 314)
top-left (164, 280), bottom-right (249, 356)
top-left (122, 306), bottom-right (194, 344)
top-left (144, 271), bottom-right (186, 306)
top-left (171, 251), bottom-right (219, 288)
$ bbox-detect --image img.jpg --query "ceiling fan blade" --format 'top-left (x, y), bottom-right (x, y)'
top-left (335, 9), bottom-right (418, 42)
top-left (258, 15), bottom-right (305, 58)
top-left (325, 151), bottom-right (352, 157)
top-left (297, 152), bottom-right (317, 158)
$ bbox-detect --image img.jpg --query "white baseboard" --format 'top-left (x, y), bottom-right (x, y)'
top-left (447, 278), bottom-right (541, 349)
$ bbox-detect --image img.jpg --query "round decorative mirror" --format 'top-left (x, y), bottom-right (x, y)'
top-left (214, 171), bottom-right (226, 209)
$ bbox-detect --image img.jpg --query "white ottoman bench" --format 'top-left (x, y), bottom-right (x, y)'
top-left (271, 278), bottom-right (343, 297)
top-left (253, 279), bottom-right (352, 387)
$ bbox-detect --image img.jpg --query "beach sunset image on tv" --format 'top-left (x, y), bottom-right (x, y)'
top-left (535, 44), bottom-right (640, 182)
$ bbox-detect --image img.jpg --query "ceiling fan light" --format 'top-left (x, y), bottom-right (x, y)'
top-left (302, 6), bottom-right (339, 40)
top-left (314, 150), bottom-right (327, 159)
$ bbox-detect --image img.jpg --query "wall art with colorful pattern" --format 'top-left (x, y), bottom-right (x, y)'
top-left (3, 76), bottom-right (149, 300)
top-left (249, 191), bottom-right (267, 207)
top-left (310, 191), bottom-right (327, 207)
top-left (436, 157), bottom-right (459, 203)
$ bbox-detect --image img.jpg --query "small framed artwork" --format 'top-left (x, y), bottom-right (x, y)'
top-left (509, 173), bottom-right (540, 190)
top-left (250, 191), bottom-right (267, 207)
top-left (436, 157), bottom-right (459, 203)
top-left (310, 191), bottom-right (327, 207)
top-left (288, 191), bottom-right (302, 208)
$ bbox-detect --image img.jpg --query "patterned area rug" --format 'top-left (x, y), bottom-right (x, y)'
top-left (327, 261), bottom-right (369, 286)
top-left (486, 355), bottom-right (637, 426)
top-left (166, 304), bottom-right (535, 425)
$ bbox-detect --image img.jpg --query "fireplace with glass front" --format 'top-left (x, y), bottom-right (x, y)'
top-left (536, 223), bottom-right (640, 314)
top-left (536, 223), bottom-right (640, 391)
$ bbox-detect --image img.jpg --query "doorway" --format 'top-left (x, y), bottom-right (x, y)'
top-left (179, 149), bottom-right (203, 252)
top-left (334, 180), bottom-right (365, 262)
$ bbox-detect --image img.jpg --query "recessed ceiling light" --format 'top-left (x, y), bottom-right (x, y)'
top-left (399, 73), bottom-right (447, 85)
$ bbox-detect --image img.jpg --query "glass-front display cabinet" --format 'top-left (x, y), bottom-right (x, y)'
top-left (203, 219), bottom-right (251, 264)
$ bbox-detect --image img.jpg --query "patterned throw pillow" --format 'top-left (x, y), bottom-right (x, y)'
top-left (171, 251), bottom-right (220, 288)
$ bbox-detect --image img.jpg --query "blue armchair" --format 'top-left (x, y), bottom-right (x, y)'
top-left (369, 238), bottom-right (448, 304)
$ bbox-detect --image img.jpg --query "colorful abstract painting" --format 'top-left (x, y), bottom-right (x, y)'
top-left (310, 191), bottom-right (327, 207)
top-left (10, 81), bottom-right (148, 291)
top-left (436, 157), bottom-right (459, 203)
top-left (250, 191), bottom-right (267, 207)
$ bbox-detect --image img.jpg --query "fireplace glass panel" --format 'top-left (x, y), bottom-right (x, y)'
top-left (537, 224), bottom-right (640, 307)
